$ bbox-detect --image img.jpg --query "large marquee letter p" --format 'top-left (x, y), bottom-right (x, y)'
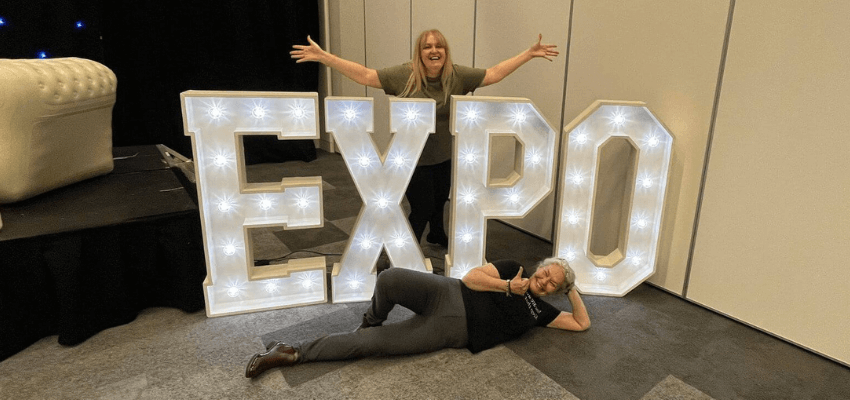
top-left (447, 96), bottom-right (558, 278)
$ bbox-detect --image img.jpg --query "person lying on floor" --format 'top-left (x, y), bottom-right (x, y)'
top-left (245, 258), bottom-right (590, 378)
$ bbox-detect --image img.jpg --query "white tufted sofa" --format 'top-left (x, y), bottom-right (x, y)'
top-left (0, 57), bottom-right (117, 205)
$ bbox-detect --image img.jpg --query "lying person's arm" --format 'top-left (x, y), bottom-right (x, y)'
top-left (546, 288), bottom-right (591, 331)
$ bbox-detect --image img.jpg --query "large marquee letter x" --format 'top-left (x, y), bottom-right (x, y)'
top-left (325, 97), bottom-right (436, 302)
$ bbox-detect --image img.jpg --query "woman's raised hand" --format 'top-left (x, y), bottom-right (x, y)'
top-left (291, 35), bottom-right (326, 63)
top-left (528, 34), bottom-right (559, 61)
top-left (510, 267), bottom-right (530, 295)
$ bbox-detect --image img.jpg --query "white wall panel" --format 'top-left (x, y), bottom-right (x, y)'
top-left (363, 0), bottom-right (411, 153)
top-left (411, 0), bottom-right (476, 67)
top-left (473, 0), bottom-right (571, 240)
top-left (565, 0), bottom-right (731, 294)
top-left (688, 0), bottom-right (850, 364)
top-left (328, 0), bottom-right (367, 98)
top-left (317, 0), bottom-right (333, 151)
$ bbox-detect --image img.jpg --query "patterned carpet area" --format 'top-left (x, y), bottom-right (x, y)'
top-left (243, 150), bottom-right (717, 399)
top-left (3, 150), bottom-right (848, 399)
top-left (256, 301), bottom-right (716, 400)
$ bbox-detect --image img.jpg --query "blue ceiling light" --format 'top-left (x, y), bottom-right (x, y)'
top-left (75, 20), bottom-right (85, 29)
top-left (37, 51), bottom-right (49, 59)
top-left (0, 17), bottom-right (7, 26)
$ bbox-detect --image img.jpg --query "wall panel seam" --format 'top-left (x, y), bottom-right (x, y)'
top-left (550, 0), bottom-right (576, 247)
top-left (682, 0), bottom-right (736, 297)
top-left (560, 0), bottom-right (573, 133)
top-left (362, 0), bottom-right (368, 97)
top-left (472, 0), bottom-right (478, 69)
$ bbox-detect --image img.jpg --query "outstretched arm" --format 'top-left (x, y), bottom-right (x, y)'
top-left (291, 35), bottom-right (382, 89)
top-left (546, 288), bottom-right (591, 331)
top-left (480, 34), bottom-right (559, 87)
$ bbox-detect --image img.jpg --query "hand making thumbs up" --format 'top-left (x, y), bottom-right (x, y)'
top-left (509, 267), bottom-right (530, 295)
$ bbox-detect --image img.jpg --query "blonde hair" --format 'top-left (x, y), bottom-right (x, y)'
top-left (400, 29), bottom-right (455, 104)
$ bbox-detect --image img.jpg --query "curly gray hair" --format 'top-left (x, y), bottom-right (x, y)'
top-left (531, 257), bottom-right (576, 295)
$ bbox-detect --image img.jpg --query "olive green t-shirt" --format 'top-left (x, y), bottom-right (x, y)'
top-left (377, 63), bottom-right (486, 166)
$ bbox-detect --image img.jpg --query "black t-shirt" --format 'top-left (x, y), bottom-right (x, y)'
top-left (460, 260), bottom-right (561, 353)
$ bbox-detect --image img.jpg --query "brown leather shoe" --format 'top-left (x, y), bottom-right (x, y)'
top-left (245, 342), bottom-right (300, 378)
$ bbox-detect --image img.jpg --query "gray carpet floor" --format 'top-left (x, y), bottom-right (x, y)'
top-left (2, 149), bottom-right (848, 399)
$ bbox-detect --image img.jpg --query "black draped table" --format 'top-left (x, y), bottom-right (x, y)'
top-left (0, 146), bottom-right (206, 361)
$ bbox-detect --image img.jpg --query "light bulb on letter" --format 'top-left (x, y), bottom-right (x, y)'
top-left (644, 133), bottom-right (661, 148)
top-left (459, 188), bottom-right (476, 205)
top-left (259, 198), bottom-right (273, 210)
top-left (574, 132), bottom-right (589, 145)
top-left (208, 105), bottom-right (224, 120)
top-left (526, 149), bottom-right (543, 167)
top-left (392, 154), bottom-right (406, 167)
top-left (565, 209), bottom-right (581, 225)
top-left (251, 106), bottom-right (266, 119)
top-left (404, 108), bottom-right (418, 122)
top-left (570, 171), bottom-right (584, 186)
top-left (505, 189), bottom-right (521, 205)
top-left (613, 114), bottom-right (625, 125)
top-left (391, 233), bottom-right (407, 248)
top-left (290, 105), bottom-right (306, 119)
top-left (608, 109), bottom-right (628, 127)
top-left (213, 154), bottom-right (228, 167)
top-left (343, 108), bottom-right (357, 122)
top-left (512, 110), bottom-right (527, 124)
top-left (347, 273), bottom-right (364, 289)
top-left (299, 276), bottom-right (314, 289)
top-left (460, 148), bottom-right (477, 166)
top-left (649, 136), bottom-right (660, 147)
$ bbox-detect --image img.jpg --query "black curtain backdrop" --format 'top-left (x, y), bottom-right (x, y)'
top-left (0, 1), bottom-right (103, 61)
top-left (1, 0), bottom-right (320, 162)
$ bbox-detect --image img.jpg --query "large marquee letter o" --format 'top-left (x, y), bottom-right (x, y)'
top-left (555, 100), bottom-right (674, 296)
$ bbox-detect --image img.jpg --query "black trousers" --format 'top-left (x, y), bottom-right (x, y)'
top-left (405, 160), bottom-right (451, 242)
top-left (298, 268), bottom-right (468, 361)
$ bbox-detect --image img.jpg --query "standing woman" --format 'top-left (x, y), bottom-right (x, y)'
top-left (291, 30), bottom-right (558, 247)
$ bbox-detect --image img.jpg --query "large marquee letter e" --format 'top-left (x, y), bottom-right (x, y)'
top-left (182, 91), bottom-right (327, 317)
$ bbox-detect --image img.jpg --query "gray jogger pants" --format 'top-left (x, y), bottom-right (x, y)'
top-left (298, 268), bottom-right (468, 361)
